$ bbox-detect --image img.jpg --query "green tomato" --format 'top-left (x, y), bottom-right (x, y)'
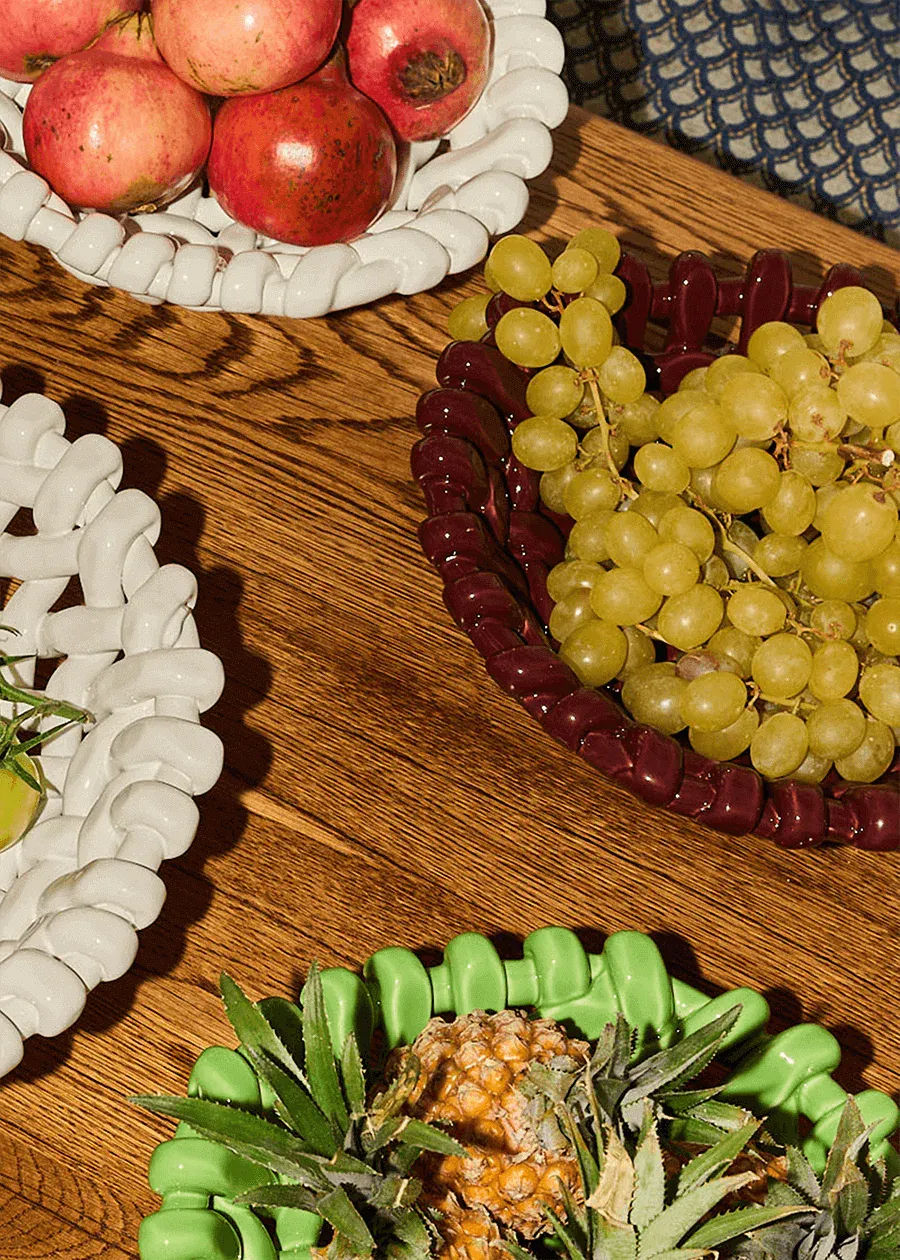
top-left (0, 751), bottom-right (42, 851)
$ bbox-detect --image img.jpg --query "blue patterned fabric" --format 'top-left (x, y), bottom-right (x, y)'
top-left (548, 0), bottom-right (900, 247)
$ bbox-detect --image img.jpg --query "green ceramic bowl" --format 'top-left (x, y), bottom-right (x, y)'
top-left (138, 927), bottom-right (900, 1260)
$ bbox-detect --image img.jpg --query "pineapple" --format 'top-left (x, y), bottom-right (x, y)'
top-left (392, 1010), bottom-right (589, 1250)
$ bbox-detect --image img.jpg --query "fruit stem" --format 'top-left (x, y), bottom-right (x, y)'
top-left (583, 375), bottom-right (637, 499)
top-left (399, 49), bottom-right (466, 102)
top-left (684, 493), bottom-right (779, 589)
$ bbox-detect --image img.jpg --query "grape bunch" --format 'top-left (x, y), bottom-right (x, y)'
top-left (448, 231), bottom-right (900, 786)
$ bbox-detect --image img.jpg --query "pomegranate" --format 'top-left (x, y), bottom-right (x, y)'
top-left (23, 36), bottom-right (212, 214)
top-left (0, 0), bottom-right (141, 82)
top-left (346, 0), bottom-right (492, 143)
top-left (207, 53), bottom-right (397, 247)
top-left (151, 0), bottom-right (342, 97)
top-left (91, 10), bottom-right (164, 63)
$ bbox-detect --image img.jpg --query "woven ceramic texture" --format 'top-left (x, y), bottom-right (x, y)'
top-left (0, 383), bottom-right (224, 1077)
top-left (413, 250), bottom-right (899, 850)
top-left (0, 0), bottom-right (567, 316)
top-left (548, 0), bottom-right (900, 247)
top-left (137, 928), bottom-right (900, 1259)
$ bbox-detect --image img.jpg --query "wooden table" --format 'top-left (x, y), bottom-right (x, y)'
top-left (0, 106), bottom-right (897, 1257)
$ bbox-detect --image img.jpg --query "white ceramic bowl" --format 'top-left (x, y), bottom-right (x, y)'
top-left (0, 380), bottom-right (224, 1076)
top-left (0, 0), bottom-right (568, 316)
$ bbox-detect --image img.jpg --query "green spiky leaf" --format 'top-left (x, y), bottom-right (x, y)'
top-left (686, 1202), bottom-right (815, 1250)
top-left (636, 1170), bottom-right (756, 1256)
top-left (631, 1122), bottom-right (666, 1230)
top-left (341, 1032), bottom-right (367, 1118)
top-left (242, 1046), bottom-right (338, 1157)
top-left (317, 1185), bottom-right (375, 1257)
top-left (220, 973), bottom-right (305, 1081)
top-left (677, 1120), bottom-right (763, 1193)
top-left (302, 962), bottom-right (350, 1128)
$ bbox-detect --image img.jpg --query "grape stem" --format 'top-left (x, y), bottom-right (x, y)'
top-left (683, 492), bottom-right (780, 589)
top-left (581, 374), bottom-right (637, 498)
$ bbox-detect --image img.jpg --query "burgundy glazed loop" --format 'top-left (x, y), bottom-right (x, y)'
top-left (412, 250), bottom-right (900, 848)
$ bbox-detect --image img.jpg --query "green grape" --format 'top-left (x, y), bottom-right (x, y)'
top-left (865, 597), bottom-right (900, 655)
top-left (643, 541), bottom-right (701, 596)
top-left (887, 420), bottom-right (900, 453)
top-left (548, 587), bottom-right (595, 643)
top-left (689, 705), bottom-right (759, 760)
top-left (655, 390), bottom-right (705, 442)
top-left (860, 334), bottom-right (900, 375)
top-left (633, 442), bottom-right (691, 493)
top-left (596, 346), bottom-right (646, 404)
top-left (712, 447), bottom-right (781, 513)
top-left (620, 661), bottom-right (687, 734)
top-left (746, 320), bottom-right (806, 372)
top-left (657, 585), bottom-right (723, 650)
top-left (605, 511), bottom-right (658, 568)
top-left (658, 505), bottom-right (715, 562)
top-left (496, 308), bottom-right (562, 368)
top-left (539, 462), bottom-right (579, 513)
top-left (565, 393), bottom-right (599, 430)
top-left (800, 538), bottom-right (875, 602)
top-left (817, 285), bottom-right (884, 358)
top-left (787, 384), bottom-right (847, 442)
top-left (789, 443), bottom-right (846, 486)
top-left (569, 227), bottom-right (621, 272)
top-left (630, 490), bottom-right (684, 528)
top-left (546, 558), bottom-right (604, 602)
top-left (873, 539), bottom-right (900, 596)
top-left (563, 466), bottom-right (622, 518)
top-left (511, 415), bottom-right (577, 470)
top-left (761, 469), bottom-right (817, 535)
top-left (671, 402), bottom-right (736, 467)
top-left (791, 749), bottom-right (833, 784)
top-left (813, 482), bottom-right (841, 527)
top-left (689, 464), bottom-right (717, 509)
top-left (559, 618), bottom-right (628, 687)
top-left (836, 361), bottom-right (900, 428)
top-left (833, 717), bottom-right (894, 782)
top-left (448, 292), bottom-right (491, 341)
top-left (707, 626), bottom-right (761, 677)
top-left (704, 354), bottom-right (762, 400)
top-left (819, 484), bottom-right (898, 562)
top-left (567, 508), bottom-right (616, 562)
top-left (582, 424), bottom-right (629, 470)
top-left (681, 670), bottom-right (747, 732)
top-left (615, 394), bottom-right (660, 445)
top-left (483, 256), bottom-right (502, 292)
top-left (751, 633), bottom-right (813, 697)
top-left (559, 297), bottom-right (614, 368)
top-left (551, 246), bottom-right (599, 293)
top-left (750, 712), bottom-right (809, 778)
top-left (807, 698), bottom-right (867, 759)
top-left (769, 346), bottom-right (831, 397)
top-left (526, 365), bottom-right (584, 419)
top-left (619, 625), bottom-right (657, 678)
top-left (487, 234), bottom-right (552, 301)
top-left (724, 519), bottom-right (761, 580)
top-left (727, 584), bottom-right (787, 636)
top-left (808, 639), bottom-right (859, 700)
top-left (702, 555), bottom-right (730, 589)
top-left (585, 272), bottom-right (627, 314)
top-left (859, 661), bottom-right (900, 726)
top-left (809, 599), bottom-right (856, 640)
top-left (679, 366), bottom-right (709, 391)
top-left (589, 567), bottom-right (662, 625)
top-left (720, 373), bottom-right (788, 440)
top-left (754, 532), bottom-right (807, 577)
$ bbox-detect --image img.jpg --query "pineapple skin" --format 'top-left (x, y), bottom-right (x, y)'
top-left (394, 1009), bottom-right (589, 1251)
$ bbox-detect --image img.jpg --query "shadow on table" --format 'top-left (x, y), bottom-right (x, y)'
top-left (0, 412), bottom-right (272, 1086)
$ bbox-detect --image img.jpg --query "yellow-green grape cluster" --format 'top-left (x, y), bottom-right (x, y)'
top-left (448, 235), bottom-right (900, 785)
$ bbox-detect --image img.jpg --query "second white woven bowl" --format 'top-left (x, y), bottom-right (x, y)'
top-left (0, 0), bottom-right (568, 316)
top-left (0, 378), bottom-right (224, 1076)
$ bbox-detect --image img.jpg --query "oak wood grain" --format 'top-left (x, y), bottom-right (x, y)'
top-left (0, 107), bottom-right (897, 1257)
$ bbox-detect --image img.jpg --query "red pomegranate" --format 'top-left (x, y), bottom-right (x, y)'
top-left (207, 54), bottom-right (397, 247)
top-left (91, 10), bottom-right (163, 62)
top-left (345, 0), bottom-right (492, 142)
top-left (0, 0), bottom-right (141, 81)
top-left (151, 0), bottom-right (342, 96)
top-left (23, 37), bottom-right (212, 213)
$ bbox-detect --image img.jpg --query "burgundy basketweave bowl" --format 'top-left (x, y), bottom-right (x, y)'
top-left (412, 249), bottom-right (900, 850)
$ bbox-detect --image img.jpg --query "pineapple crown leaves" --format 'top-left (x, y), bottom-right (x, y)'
top-left (133, 965), bottom-right (465, 1260)
top-left (760, 1099), bottom-right (900, 1260)
top-left (512, 1103), bottom-right (810, 1260)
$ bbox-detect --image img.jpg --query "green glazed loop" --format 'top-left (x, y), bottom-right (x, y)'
top-left (140, 928), bottom-right (900, 1260)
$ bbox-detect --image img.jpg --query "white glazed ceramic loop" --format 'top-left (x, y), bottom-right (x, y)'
top-left (0, 378), bottom-right (224, 1076)
top-left (0, 0), bottom-right (568, 315)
